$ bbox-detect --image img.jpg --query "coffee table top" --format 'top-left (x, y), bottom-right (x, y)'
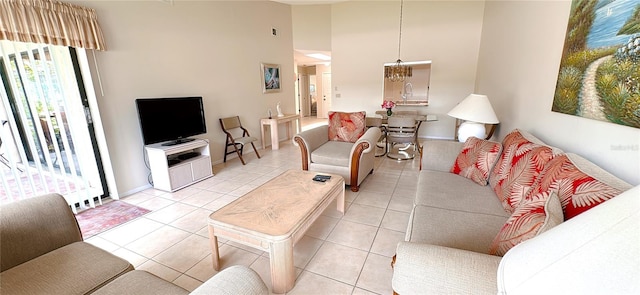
top-left (209, 170), bottom-right (343, 238)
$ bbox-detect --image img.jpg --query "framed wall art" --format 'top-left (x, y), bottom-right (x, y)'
top-left (552, 0), bottom-right (640, 129)
top-left (261, 63), bottom-right (281, 93)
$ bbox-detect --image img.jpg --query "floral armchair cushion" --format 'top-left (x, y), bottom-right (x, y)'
top-left (328, 111), bottom-right (366, 143)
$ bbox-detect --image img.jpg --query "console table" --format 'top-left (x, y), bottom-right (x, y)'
top-left (260, 114), bottom-right (301, 150)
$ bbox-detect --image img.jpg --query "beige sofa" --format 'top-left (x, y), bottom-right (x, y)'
top-left (392, 130), bottom-right (639, 294)
top-left (0, 193), bottom-right (268, 295)
top-left (293, 125), bottom-right (381, 192)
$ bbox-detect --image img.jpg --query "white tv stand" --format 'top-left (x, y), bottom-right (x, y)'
top-left (145, 139), bottom-right (213, 192)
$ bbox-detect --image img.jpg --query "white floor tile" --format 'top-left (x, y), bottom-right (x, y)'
top-left (306, 242), bottom-right (368, 285)
top-left (93, 138), bottom-right (424, 293)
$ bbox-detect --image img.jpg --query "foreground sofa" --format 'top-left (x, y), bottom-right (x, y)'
top-left (0, 193), bottom-right (268, 295)
top-left (293, 111), bottom-right (381, 192)
top-left (392, 129), bottom-right (639, 294)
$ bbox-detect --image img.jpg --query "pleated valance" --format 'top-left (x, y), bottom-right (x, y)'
top-left (0, 0), bottom-right (106, 50)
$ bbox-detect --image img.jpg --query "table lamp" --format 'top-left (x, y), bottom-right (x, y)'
top-left (447, 94), bottom-right (499, 142)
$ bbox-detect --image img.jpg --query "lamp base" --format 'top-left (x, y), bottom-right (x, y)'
top-left (457, 121), bottom-right (486, 142)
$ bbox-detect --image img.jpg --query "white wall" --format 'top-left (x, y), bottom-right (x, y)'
top-left (292, 4), bottom-right (332, 51)
top-left (476, 1), bottom-right (640, 185)
top-left (77, 1), bottom-right (295, 196)
top-left (330, 1), bottom-right (486, 139)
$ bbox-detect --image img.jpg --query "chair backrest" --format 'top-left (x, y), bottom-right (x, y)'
top-left (387, 116), bottom-right (417, 144)
top-left (387, 116), bottom-right (417, 131)
top-left (220, 116), bottom-right (242, 130)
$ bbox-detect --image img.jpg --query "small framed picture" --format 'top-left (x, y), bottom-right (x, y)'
top-left (261, 63), bottom-right (281, 93)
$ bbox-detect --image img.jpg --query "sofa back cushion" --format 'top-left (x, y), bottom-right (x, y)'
top-left (489, 190), bottom-right (564, 256)
top-left (489, 129), bottom-right (558, 213)
top-left (328, 111), bottom-right (366, 143)
top-left (1, 193), bottom-right (82, 271)
top-left (450, 137), bottom-right (502, 186)
top-left (522, 153), bottom-right (632, 220)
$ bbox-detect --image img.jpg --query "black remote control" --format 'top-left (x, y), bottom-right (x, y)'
top-left (312, 175), bottom-right (330, 182)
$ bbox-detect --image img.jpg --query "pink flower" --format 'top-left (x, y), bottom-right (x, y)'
top-left (381, 100), bottom-right (395, 109)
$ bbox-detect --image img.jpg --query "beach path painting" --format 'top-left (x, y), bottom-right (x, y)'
top-left (553, 0), bottom-right (640, 128)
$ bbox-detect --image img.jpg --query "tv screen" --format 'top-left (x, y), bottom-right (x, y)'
top-left (135, 96), bottom-right (207, 146)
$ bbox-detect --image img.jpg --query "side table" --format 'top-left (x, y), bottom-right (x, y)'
top-left (260, 114), bottom-right (301, 150)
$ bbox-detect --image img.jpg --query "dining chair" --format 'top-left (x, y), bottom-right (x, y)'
top-left (386, 116), bottom-right (419, 160)
top-left (366, 117), bottom-right (387, 157)
top-left (219, 116), bottom-right (260, 165)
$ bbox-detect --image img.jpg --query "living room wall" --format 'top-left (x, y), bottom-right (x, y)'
top-left (76, 1), bottom-right (295, 196)
top-left (330, 1), bottom-right (486, 140)
top-left (475, 1), bottom-right (640, 185)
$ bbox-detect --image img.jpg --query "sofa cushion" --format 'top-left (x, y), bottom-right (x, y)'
top-left (328, 111), bottom-right (366, 142)
top-left (406, 205), bottom-right (508, 253)
top-left (311, 140), bottom-right (353, 167)
top-left (450, 137), bottom-right (502, 186)
top-left (0, 193), bottom-right (82, 272)
top-left (392, 242), bottom-right (501, 295)
top-left (523, 153), bottom-right (632, 220)
top-left (488, 190), bottom-right (563, 256)
top-left (0, 241), bottom-right (133, 295)
top-left (93, 270), bottom-right (189, 295)
top-left (489, 129), bottom-right (557, 213)
top-left (415, 171), bottom-right (510, 217)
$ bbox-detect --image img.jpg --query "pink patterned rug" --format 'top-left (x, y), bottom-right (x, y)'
top-left (76, 201), bottom-right (150, 238)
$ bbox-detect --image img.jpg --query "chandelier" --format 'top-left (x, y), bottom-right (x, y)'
top-left (385, 0), bottom-right (412, 82)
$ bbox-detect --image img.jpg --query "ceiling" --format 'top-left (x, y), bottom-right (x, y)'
top-left (294, 49), bottom-right (331, 66)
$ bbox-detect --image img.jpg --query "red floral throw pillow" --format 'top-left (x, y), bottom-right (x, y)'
top-left (489, 190), bottom-right (563, 256)
top-left (328, 111), bottom-right (366, 143)
top-left (522, 154), bottom-right (631, 220)
top-left (450, 137), bottom-right (502, 186)
top-left (489, 130), bottom-right (555, 213)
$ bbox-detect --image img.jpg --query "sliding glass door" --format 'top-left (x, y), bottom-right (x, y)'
top-left (0, 40), bottom-right (107, 212)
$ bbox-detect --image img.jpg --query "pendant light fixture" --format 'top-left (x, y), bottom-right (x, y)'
top-left (385, 0), bottom-right (412, 82)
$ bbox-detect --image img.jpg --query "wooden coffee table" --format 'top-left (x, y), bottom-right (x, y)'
top-left (207, 169), bottom-right (345, 293)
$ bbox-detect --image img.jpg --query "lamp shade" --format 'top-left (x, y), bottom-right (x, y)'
top-left (447, 94), bottom-right (499, 124)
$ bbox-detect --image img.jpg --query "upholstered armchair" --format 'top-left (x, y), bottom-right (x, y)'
top-left (292, 112), bottom-right (381, 192)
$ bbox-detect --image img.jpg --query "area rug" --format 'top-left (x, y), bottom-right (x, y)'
top-left (76, 201), bottom-right (150, 238)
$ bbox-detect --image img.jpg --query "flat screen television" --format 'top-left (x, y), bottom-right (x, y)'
top-left (135, 96), bottom-right (207, 146)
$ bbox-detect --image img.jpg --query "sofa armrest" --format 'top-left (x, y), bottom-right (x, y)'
top-left (392, 242), bottom-right (501, 295)
top-left (421, 140), bottom-right (464, 172)
top-left (497, 185), bottom-right (640, 294)
top-left (0, 193), bottom-right (82, 272)
top-left (190, 265), bottom-right (268, 295)
top-left (293, 125), bottom-right (329, 170)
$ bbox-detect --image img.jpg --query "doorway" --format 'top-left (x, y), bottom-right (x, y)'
top-left (297, 64), bottom-right (331, 119)
top-left (0, 41), bottom-right (107, 212)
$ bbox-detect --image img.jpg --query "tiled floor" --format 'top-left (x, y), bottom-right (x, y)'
top-left (86, 119), bottom-right (420, 294)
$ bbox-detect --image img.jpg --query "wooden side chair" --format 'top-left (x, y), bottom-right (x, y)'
top-left (219, 116), bottom-right (260, 165)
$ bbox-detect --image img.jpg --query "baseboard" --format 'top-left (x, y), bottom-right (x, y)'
top-left (118, 184), bottom-right (153, 199)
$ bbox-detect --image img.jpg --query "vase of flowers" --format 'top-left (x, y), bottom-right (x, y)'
top-left (382, 100), bottom-right (395, 116)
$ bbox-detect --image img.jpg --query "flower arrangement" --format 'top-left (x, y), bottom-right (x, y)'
top-left (381, 100), bottom-right (396, 109)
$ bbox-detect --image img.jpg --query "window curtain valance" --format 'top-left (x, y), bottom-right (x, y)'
top-left (0, 0), bottom-right (106, 50)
